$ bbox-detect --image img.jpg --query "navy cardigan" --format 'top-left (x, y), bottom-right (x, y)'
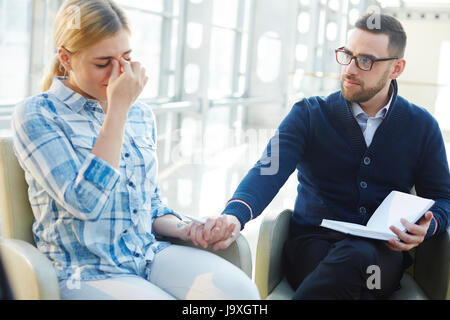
top-left (222, 80), bottom-right (450, 240)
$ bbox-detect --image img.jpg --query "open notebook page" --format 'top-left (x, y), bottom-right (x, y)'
top-left (366, 191), bottom-right (435, 232)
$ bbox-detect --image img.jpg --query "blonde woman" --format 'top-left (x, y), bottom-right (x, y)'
top-left (11, 0), bottom-right (259, 300)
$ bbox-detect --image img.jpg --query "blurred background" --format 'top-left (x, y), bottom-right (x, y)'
top-left (1, 0), bottom-right (449, 270)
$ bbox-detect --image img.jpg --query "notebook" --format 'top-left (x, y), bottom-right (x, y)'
top-left (320, 190), bottom-right (435, 241)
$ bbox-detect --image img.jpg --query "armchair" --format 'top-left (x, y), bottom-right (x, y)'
top-left (0, 136), bottom-right (252, 299)
top-left (254, 209), bottom-right (449, 300)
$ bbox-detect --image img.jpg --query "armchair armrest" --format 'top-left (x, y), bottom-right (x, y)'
top-left (414, 227), bottom-right (450, 300)
top-left (254, 209), bottom-right (292, 299)
top-left (0, 238), bottom-right (60, 300)
top-left (169, 234), bottom-right (253, 279)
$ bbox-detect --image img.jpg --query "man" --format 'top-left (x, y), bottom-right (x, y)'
top-left (190, 13), bottom-right (450, 299)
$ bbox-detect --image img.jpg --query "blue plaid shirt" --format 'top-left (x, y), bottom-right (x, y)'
top-left (11, 77), bottom-right (181, 282)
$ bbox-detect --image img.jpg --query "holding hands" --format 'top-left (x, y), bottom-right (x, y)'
top-left (180, 210), bottom-right (436, 251)
top-left (181, 215), bottom-right (242, 251)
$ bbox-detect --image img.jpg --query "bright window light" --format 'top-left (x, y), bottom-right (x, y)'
top-left (435, 40), bottom-right (450, 130)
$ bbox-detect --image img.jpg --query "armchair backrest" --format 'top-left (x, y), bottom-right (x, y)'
top-left (0, 136), bottom-right (35, 245)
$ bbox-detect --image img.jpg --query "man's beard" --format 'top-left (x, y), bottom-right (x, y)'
top-left (341, 69), bottom-right (391, 103)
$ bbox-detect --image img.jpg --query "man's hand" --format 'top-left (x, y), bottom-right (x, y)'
top-left (203, 215), bottom-right (242, 251)
top-left (386, 211), bottom-right (435, 251)
top-left (185, 220), bottom-right (214, 249)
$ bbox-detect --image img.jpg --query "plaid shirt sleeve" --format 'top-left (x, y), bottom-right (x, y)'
top-left (12, 96), bottom-right (121, 221)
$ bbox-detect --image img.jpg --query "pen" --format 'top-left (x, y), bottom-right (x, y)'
top-left (183, 214), bottom-right (206, 225)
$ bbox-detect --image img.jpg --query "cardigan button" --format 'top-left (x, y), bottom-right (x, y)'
top-left (360, 181), bottom-right (368, 189)
top-left (363, 157), bottom-right (371, 165)
top-left (359, 206), bottom-right (367, 214)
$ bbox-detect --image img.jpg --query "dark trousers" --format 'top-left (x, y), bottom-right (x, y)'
top-left (0, 255), bottom-right (14, 300)
top-left (283, 224), bottom-right (412, 300)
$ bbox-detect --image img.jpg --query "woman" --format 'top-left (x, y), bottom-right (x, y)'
top-left (11, 0), bottom-right (259, 300)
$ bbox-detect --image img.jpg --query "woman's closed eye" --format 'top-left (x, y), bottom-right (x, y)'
top-left (96, 57), bottom-right (131, 68)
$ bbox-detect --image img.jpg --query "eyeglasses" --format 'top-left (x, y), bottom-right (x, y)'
top-left (335, 47), bottom-right (398, 71)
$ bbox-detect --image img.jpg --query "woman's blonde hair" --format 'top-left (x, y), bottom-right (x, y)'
top-left (42, 0), bottom-right (130, 91)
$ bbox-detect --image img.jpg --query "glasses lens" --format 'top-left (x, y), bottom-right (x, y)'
top-left (336, 51), bottom-right (351, 65)
top-left (357, 56), bottom-right (373, 71)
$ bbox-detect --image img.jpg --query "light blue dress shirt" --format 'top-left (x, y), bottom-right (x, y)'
top-left (351, 92), bottom-right (393, 147)
top-left (11, 77), bottom-right (181, 282)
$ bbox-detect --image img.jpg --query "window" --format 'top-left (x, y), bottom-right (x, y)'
top-left (116, 0), bottom-right (164, 12)
top-left (209, 27), bottom-right (236, 98)
top-left (116, 0), bottom-right (181, 99)
top-left (208, 0), bottom-right (252, 99)
top-left (0, 0), bottom-right (31, 104)
top-left (435, 40), bottom-right (450, 131)
top-left (123, 9), bottom-right (163, 99)
top-left (257, 32), bottom-right (282, 83)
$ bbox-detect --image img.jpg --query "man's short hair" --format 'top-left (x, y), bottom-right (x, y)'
top-left (355, 13), bottom-right (407, 58)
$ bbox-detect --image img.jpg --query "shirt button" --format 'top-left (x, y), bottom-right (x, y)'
top-left (124, 153), bottom-right (130, 158)
top-left (363, 157), bottom-right (371, 165)
top-left (359, 206), bottom-right (367, 214)
top-left (134, 253), bottom-right (140, 257)
top-left (360, 181), bottom-right (368, 189)
top-left (133, 209), bottom-right (138, 214)
top-left (129, 181), bottom-right (135, 187)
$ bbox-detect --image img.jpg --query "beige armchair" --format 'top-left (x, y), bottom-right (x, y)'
top-left (0, 136), bottom-right (252, 300)
top-left (255, 209), bottom-right (450, 300)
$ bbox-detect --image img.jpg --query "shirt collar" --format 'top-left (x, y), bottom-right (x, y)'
top-left (351, 87), bottom-right (393, 120)
top-left (47, 76), bottom-right (99, 113)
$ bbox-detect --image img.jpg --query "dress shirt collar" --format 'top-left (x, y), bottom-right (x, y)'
top-left (47, 76), bottom-right (99, 113)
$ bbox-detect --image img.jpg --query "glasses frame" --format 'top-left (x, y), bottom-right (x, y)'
top-left (335, 46), bottom-right (398, 71)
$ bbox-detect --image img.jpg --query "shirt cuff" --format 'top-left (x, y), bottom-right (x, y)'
top-left (153, 206), bottom-right (183, 221)
top-left (221, 199), bottom-right (253, 230)
top-left (77, 153), bottom-right (120, 191)
top-left (424, 216), bottom-right (437, 240)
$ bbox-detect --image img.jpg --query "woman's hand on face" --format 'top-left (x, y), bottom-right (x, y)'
top-left (106, 57), bottom-right (149, 114)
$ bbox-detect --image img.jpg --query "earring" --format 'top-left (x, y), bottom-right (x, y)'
top-left (60, 66), bottom-right (68, 78)
top-left (59, 63), bottom-right (69, 78)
